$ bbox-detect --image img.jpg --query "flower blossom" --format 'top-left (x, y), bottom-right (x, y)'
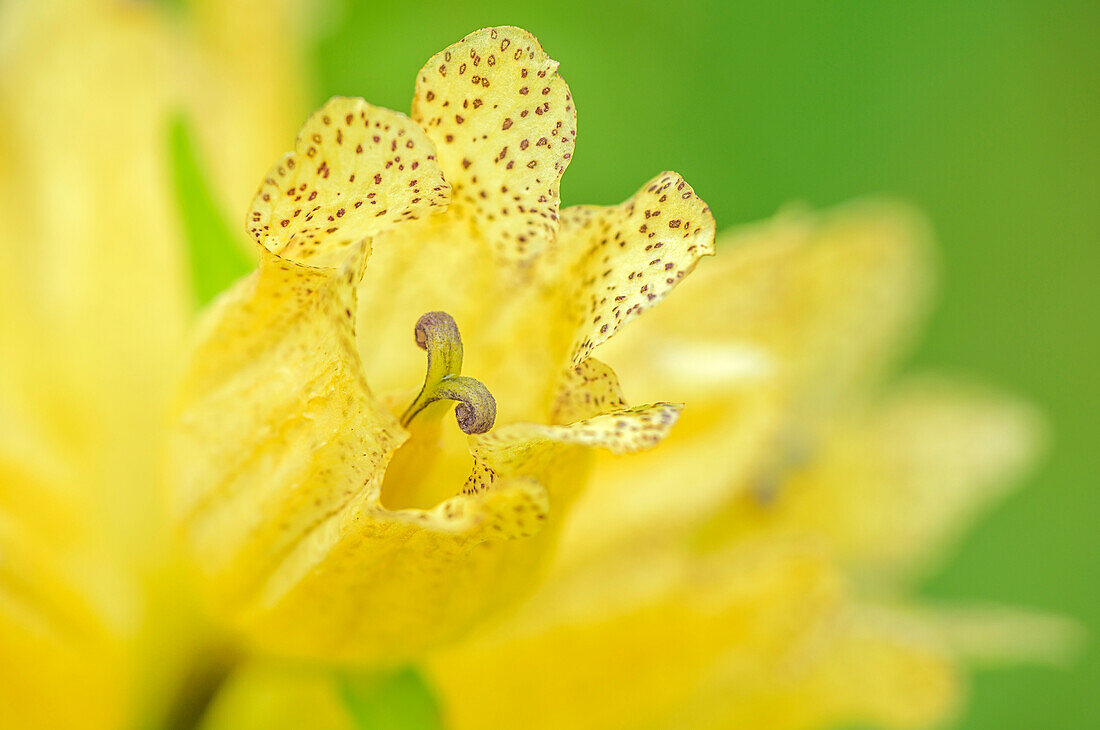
top-left (167, 26), bottom-right (714, 664)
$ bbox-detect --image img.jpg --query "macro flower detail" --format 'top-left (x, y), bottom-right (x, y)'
top-left (1, 5), bottom-right (1080, 728)
top-left (167, 27), bottom-right (714, 664)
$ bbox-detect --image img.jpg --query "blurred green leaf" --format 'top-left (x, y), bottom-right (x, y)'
top-left (168, 114), bottom-right (253, 307)
top-left (338, 666), bottom-right (442, 730)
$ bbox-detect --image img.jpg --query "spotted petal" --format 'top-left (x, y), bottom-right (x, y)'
top-left (551, 357), bottom-right (628, 424)
top-left (249, 96), bottom-right (450, 266)
top-left (548, 172), bottom-right (716, 366)
top-left (412, 26), bottom-right (577, 263)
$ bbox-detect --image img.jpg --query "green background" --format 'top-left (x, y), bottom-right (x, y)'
top-left (310, 1), bottom-right (1098, 727)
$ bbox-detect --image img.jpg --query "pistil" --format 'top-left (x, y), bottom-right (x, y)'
top-left (401, 311), bottom-right (496, 434)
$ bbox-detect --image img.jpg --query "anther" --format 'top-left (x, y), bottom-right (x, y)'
top-left (401, 311), bottom-right (496, 434)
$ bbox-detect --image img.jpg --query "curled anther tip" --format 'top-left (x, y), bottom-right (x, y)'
top-left (446, 377), bottom-right (497, 434)
top-left (401, 311), bottom-right (495, 433)
top-left (414, 311), bottom-right (461, 351)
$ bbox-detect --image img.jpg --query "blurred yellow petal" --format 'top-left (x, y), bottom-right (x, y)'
top-left (696, 379), bottom-right (1044, 583)
top-left (0, 0), bottom-right (309, 726)
top-left (429, 532), bottom-right (960, 730)
top-left (412, 27), bottom-right (577, 263)
top-left (427, 539), bottom-right (843, 730)
top-left (183, 0), bottom-right (309, 217)
top-left (0, 411), bottom-right (136, 730)
top-left (559, 373), bottom-right (785, 566)
top-left (0, 0), bottom-right (305, 553)
top-left (667, 605), bottom-right (958, 730)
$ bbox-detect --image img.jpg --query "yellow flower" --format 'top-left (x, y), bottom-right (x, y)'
top-left (166, 26), bottom-right (715, 665)
top-left (0, 8), bottom-right (1071, 730)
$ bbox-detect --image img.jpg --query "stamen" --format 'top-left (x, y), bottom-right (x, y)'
top-left (401, 311), bottom-right (497, 434)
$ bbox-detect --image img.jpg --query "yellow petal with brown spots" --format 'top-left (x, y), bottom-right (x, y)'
top-left (550, 172), bottom-right (716, 366)
top-left (412, 26), bottom-right (577, 263)
top-left (243, 396), bottom-right (682, 663)
top-left (249, 97), bottom-right (451, 267)
top-left (473, 402), bottom-right (682, 470)
top-left (169, 98), bottom-right (551, 662)
top-left (551, 357), bottom-right (628, 424)
top-left (458, 402), bottom-right (683, 520)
